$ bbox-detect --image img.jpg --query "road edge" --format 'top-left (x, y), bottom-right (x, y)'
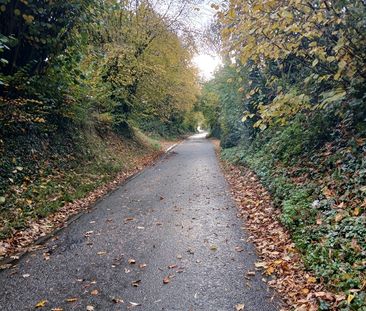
top-left (0, 141), bottom-right (183, 268)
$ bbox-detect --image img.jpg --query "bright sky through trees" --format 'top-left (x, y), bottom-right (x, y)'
top-left (192, 0), bottom-right (222, 80)
top-left (193, 53), bottom-right (221, 80)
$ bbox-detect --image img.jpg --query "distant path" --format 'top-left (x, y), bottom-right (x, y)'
top-left (0, 133), bottom-right (279, 310)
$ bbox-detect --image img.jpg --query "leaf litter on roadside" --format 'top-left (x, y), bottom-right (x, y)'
top-left (0, 152), bottom-right (163, 259)
top-left (218, 152), bottom-right (339, 310)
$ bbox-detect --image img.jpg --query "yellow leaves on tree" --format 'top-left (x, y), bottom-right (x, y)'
top-left (218, 0), bottom-right (366, 127)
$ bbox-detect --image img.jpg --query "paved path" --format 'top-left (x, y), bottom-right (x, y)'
top-left (0, 134), bottom-right (279, 310)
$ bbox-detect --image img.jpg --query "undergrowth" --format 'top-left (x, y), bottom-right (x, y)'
top-left (221, 113), bottom-right (366, 310)
top-left (0, 124), bottom-right (161, 239)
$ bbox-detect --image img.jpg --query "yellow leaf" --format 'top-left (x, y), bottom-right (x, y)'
top-left (347, 294), bottom-right (355, 304)
top-left (35, 300), bottom-right (47, 308)
top-left (274, 259), bottom-right (283, 265)
top-left (307, 276), bottom-right (316, 283)
top-left (253, 4), bottom-right (262, 12)
top-left (266, 266), bottom-right (275, 275)
top-left (65, 298), bottom-right (78, 303)
top-left (34, 117), bottom-right (46, 123)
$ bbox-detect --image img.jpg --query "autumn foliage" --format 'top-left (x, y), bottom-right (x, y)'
top-left (198, 0), bottom-right (366, 309)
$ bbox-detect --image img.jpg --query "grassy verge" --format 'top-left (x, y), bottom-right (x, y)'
top-left (0, 125), bottom-right (163, 244)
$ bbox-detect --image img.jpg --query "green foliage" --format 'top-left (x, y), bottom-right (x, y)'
top-left (211, 2), bottom-right (366, 305)
top-left (0, 0), bottom-right (200, 239)
top-left (221, 113), bottom-right (366, 309)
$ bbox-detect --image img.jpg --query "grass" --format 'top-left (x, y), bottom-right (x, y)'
top-left (0, 125), bottom-right (163, 239)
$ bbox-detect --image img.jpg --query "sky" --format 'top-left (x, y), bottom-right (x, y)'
top-left (190, 0), bottom-right (222, 80)
top-left (192, 54), bottom-right (221, 80)
top-left (155, 0), bottom-right (222, 80)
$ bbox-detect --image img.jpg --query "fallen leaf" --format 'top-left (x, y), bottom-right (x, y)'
top-left (209, 244), bottom-right (218, 251)
top-left (266, 266), bottom-right (275, 275)
top-left (163, 276), bottom-right (170, 284)
top-left (168, 264), bottom-right (177, 269)
top-left (90, 289), bottom-right (98, 296)
top-left (139, 263), bottom-right (147, 269)
top-left (35, 300), bottom-right (47, 308)
top-left (132, 280), bottom-right (141, 287)
top-left (0, 264), bottom-right (12, 269)
top-left (51, 308), bottom-right (63, 311)
top-left (353, 207), bottom-right (360, 216)
top-left (112, 297), bottom-right (124, 303)
top-left (97, 251), bottom-right (107, 256)
top-left (235, 303), bottom-right (245, 310)
top-left (84, 231), bottom-right (94, 237)
top-left (128, 258), bottom-right (136, 264)
top-left (65, 298), bottom-right (78, 303)
top-left (347, 294), bottom-right (355, 304)
top-left (86, 306), bottom-right (94, 311)
top-left (335, 212), bottom-right (344, 222)
top-left (307, 276), bottom-right (316, 283)
top-left (255, 262), bottom-right (268, 268)
top-left (22, 273), bottom-right (30, 278)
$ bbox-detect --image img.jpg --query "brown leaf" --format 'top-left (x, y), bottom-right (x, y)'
top-left (132, 280), bottom-right (141, 287)
top-left (97, 251), bottom-right (107, 256)
top-left (235, 303), bottom-right (245, 310)
top-left (112, 297), bottom-right (124, 304)
top-left (90, 289), bottom-right (98, 296)
top-left (163, 276), bottom-right (170, 284)
top-left (128, 258), bottom-right (136, 264)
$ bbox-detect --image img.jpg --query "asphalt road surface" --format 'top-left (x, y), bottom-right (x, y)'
top-left (0, 133), bottom-right (280, 311)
